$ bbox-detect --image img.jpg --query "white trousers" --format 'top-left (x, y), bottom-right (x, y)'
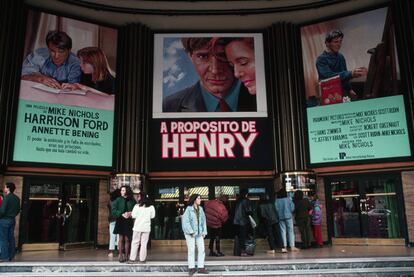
top-left (184, 234), bottom-right (205, 269)
top-left (109, 221), bottom-right (117, 250)
top-left (130, 231), bottom-right (150, 262)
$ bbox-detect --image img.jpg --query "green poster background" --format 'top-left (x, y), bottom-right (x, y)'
top-left (307, 95), bottom-right (411, 164)
top-left (13, 100), bottom-right (114, 166)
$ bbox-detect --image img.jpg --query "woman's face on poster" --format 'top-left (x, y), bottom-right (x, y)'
top-left (225, 40), bottom-right (256, 95)
top-left (79, 57), bottom-right (94, 74)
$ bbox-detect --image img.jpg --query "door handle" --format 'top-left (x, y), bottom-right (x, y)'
top-left (64, 203), bottom-right (73, 218)
top-left (360, 198), bottom-right (367, 214)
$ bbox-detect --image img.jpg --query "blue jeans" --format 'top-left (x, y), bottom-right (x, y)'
top-left (279, 218), bottom-right (295, 248)
top-left (0, 218), bottom-right (16, 260)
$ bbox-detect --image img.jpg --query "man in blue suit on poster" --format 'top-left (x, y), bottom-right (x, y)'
top-left (163, 37), bottom-right (256, 113)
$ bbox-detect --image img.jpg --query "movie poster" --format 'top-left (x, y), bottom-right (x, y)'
top-left (301, 7), bottom-right (411, 164)
top-left (150, 33), bottom-right (273, 171)
top-left (13, 10), bottom-right (117, 167)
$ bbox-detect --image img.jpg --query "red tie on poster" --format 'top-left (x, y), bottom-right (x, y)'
top-left (219, 98), bottom-right (230, 112)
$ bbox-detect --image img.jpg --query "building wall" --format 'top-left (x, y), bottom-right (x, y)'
top-left (401, 171), bottom-right (414, 243)
top-left (97, 179), bottom-right (110, 246)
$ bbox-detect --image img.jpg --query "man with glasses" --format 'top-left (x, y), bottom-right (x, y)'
top-left (163, 37), bottom-right (256, 112)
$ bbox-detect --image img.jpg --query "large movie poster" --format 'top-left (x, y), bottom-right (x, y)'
top-left (150, 34), bottom-right (272, 171)
top-left (13, 10), bottom-right (117, 167)
top-left (301, 7), bottom-right (411, 165)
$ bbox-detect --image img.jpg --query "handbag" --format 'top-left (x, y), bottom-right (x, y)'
top-left (248, 215), bottom-right (257, 228)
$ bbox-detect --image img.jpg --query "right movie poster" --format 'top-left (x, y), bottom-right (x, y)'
top-left (301, 7), bottom-right (412, 165)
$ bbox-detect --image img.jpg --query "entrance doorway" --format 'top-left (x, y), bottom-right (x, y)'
top-left (20, 178), bottom-right (97, 251)
top-left (150, 179), bottom-right (273, 241)
top-left (326, 173), bottom-right (407, 243)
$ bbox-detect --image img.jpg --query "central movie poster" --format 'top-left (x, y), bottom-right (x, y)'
top-left (150, 33), bottom-right (273, 171)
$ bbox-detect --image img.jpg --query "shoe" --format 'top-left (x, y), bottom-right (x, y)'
top-left (240, 252), bottom-right (249, 257)
top-left (108, 252), bottom-right (113, 257)
top-left (189, 268), bottom-right (197, 276)
top-left (267, 250), bottom-right (275, 254)
top-left (281, 248), bottom-right (288, 253)
top-left (126, 260), bottom-right (135, 264)
top-left (198, 268), bottom-right (209, 274)
top-left (209, 251), bottom-right (218, 256)
top-left (119, 254), bottom-right (126, 263)
top-left (216, 252), bottom-right (225, 257)
top-left (138, 260), bottom-right (146, 264)
top-left (289, 247), bottom-right (300, 252)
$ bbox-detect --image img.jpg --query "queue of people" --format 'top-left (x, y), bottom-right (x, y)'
top-left (107, 187), bottom-right (322, 276)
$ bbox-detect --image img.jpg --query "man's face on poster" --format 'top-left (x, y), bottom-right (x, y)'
top-left (326, 37), bottom-right (343, 53)
top-left (189, 44), bottom-right (235, 98)
top-left (47, 42), bottom-right (70, 67)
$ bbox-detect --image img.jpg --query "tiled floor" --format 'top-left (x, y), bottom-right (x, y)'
top-left (13, 244), bottom-right (414, 262)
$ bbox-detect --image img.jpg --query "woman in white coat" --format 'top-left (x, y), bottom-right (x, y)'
top-left (128, 192), bottom-right (155, 263)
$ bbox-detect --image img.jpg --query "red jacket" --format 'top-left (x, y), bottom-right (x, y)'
top-left (204, 199), bottom-right (228, 228)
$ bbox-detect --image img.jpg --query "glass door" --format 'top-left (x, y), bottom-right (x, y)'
top-left (327, 174), bottom-right (404, 240)
top-left (61, 181), bottom-right (96, 249)
top-left (21, 178), bottom-right (97, 250)
top-left (361, 179), bottom-right (401, 238)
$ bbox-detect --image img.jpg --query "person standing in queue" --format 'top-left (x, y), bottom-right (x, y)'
top-left (233, 188), bottom-right (253, 256)
top-left (112, 185), bottom-right (136, 263)
top-left (182, 194), bottom-right (209, 276)
top-left (204, 194), bottom-right (229, 257)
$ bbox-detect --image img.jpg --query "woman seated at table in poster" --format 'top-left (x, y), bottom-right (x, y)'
top-left (63, 46), bottom-right (115, 95)
top-left (223, 37), bottom-right (256, 95)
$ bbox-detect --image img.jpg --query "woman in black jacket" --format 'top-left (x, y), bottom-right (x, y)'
top-left (258, 194), bottom-right (281, 253)
top-left (233, 188), bottom-right (253, 256)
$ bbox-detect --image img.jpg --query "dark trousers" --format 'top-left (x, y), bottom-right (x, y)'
top-left (0, 218), bottom-right (16, 261)
top-left (296, 217), bottom-right (313, 248)
top-left (236, 225), bottom-right (248, 252)
top-left (208, 227), bottom-right (222, 252)
top-left (266, 223), bottom-right (282, 250)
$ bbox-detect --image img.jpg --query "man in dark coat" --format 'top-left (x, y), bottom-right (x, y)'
top-left (0, 183), bottom-right (21, 262)
top-left (163, 37), bottom-right (256, 112)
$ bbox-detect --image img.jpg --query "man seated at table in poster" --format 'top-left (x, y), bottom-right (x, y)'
top-left (315, 29), bottom-right (367, 104)
top-left (21, 30), bottom-right (81, 89)
top-left (163, 37), bottom-right (256, 113)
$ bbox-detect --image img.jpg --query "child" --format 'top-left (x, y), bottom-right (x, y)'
top-left (309, 192), bottom-right (323, 247)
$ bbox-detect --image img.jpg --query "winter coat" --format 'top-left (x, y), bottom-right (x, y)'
top-left (131, 204), bottom-right (156, 232)
top-left (275, 197), bottom-right (294, 220)
top-left (205, 199), bottom-right (228, 228)
top-left (310, 199), bottom-right (322, 225)
top-left (294, 198), bottom-right (312, 221)
top-left (181, 205), bottom-right (208, 236)
top-left (111, 196), bottom-right (136, 218)
top-left (233, 198), bottom-right (253, 226)
top-left (258, 201), bottom-right (279, 225)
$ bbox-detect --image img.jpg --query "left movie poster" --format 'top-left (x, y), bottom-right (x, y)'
top-left (13, 10), bottom-right (117, 167)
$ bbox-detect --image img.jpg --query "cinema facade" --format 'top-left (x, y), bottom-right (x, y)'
top-left (1, 0), bottom-right (414, 252)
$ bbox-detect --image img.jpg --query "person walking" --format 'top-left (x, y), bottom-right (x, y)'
top-left (128, 192), bottom-right (155, 264)
top-left (112, 185), bottom-right (136, 263)
top-left (204, 194), bottom-right (229, 257)
top-left (275, 188), bottom-right (299, 253)
top-left (293, 190), bottom-right (313, 249)
top-left (182, 194), bottom-right (209, 275)
top-left (0, 183), bottom-right (21, 262)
